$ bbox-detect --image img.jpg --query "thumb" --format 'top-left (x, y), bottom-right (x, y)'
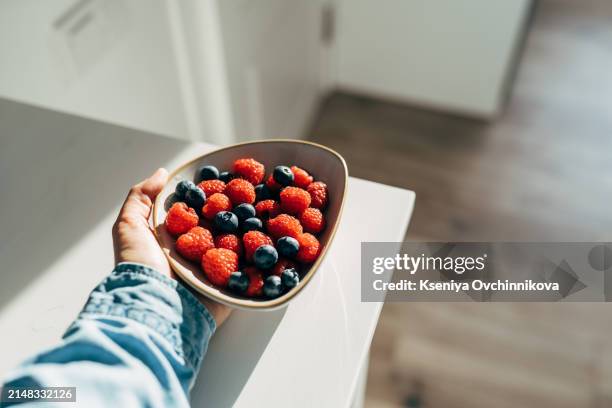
top-left (116, 168), bottom-right (169, 226)
top-left (141, 168), bottom-right (169, 200)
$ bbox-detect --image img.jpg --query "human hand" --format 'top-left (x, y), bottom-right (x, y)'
top-left (112, 168), bottom-right (231, 326)
top-left (113, 168), bottom-right (172, 276)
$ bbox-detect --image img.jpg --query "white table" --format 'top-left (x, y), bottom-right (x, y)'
top-left (0, 99), bottom-right (415, 407)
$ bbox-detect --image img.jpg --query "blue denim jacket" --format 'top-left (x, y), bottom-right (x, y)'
top-left (1, 263), bottom-right (215, 407)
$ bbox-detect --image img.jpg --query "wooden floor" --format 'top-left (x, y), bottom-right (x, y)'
top-left (308, 0), bottom-right (612, 407)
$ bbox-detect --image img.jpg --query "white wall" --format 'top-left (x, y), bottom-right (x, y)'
top-left (0, 0), bottom-right (192, 139)
top-left (215, 0), bottom-right (323, 141)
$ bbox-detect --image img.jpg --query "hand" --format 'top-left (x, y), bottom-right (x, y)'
top-left (113, 168), bottom-right (172, 276)
top-left (112, 168), bottom-right (231, 326)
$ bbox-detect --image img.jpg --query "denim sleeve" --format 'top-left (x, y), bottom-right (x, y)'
top-left (0, 263), bottom-right (216, 408)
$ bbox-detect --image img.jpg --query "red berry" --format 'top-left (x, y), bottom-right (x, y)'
top-left (296, 233), bottom-right (320, 263)
top-left (244, 266), bottom-right (264, 297)
top-left (233, 158), bottom-right (265, 185)
top-left (272, 258), bottom-right (297, 277)
top-left (202, 248), bottom-right (238, 287)
top-left (242, 230), bottom-right (273, 262)
top-left (307, 182), bottom-right (328, 209)
top-left (265, 174), bottom-right (282, 191)
top-left (165, 202), bottom-right (199, 236)
top-left (291, 166), bottom-right (313, 189)
top-left (255, 200), bottom-right (281, 220)
top-left (267, 214), bottom-right (303, 239)
top-left (176, 227), bottom-right (215, 262)
top-left (214, 233), bottom-right (242, 256)
top-left (299, 208), bottom-right (325, 234)
top-left (280, 187), bottom-right (311, 214)
top-left (198, 179), bottom-right (226, 197)
top-left (224, 178), bottom-right (256, 205)
top-left (202, 193), bottom-right (231, 220)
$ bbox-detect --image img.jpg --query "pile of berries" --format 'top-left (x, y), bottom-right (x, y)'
top-left (165, 158), bottom-right (329, 299)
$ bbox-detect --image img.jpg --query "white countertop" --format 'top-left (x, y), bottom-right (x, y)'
top-left (0, 99), bottom-right (415, 407)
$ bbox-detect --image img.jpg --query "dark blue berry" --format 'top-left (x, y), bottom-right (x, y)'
top-left (175, 180), bottom-right (196, 200)
top-left (228, 271), bottom-right (249, 293)
top-left (277, 236), bottom-right (299, 258)
top-left (281, 268), bottom-right (300, 289)
top-left (219, 171), bottom-right (234, 183)
top-left (198, 165), bottom-right (219, 181)
top-left (263, 275), bottom-right (283, 298)
top-left (185, 186), bottom-right (206, 209)
top-left (214, 211), bottom-right (239, 233)
top-left (234, 203), bottom-right (256, 221)
top-left (254, 184), bottom-right (271, 201)
top-left (253, 245), bottom-right (278, 270)
top-left (242, 217), bottom-right (263, 232)
top-left (273, 166), bottom-right (294, 186)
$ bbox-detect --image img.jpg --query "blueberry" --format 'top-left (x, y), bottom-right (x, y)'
top-left (254, 184), bottom-right (271, 201)
top-left (242, 217), bottom-right (263, 233)
top-left (253, 245), bottom-right (278, 270)
top-left (214, 211), bottom-right (239, 233)
top-left (234, 203), bottom-right (256, 221)
top-left (199, 165), bottom-right (219, 181)
top-left (277, 236), bottom-right (299, 258)
top-left (175, 180), bottom-right (196, 200)
top-left (185, 186), bottom-right (206, 209)
top-left (228, 271), bottom-right (249, 293)
top-left (281, 268), bottom-right (300, 289)
top-left (273, 166), bottom-right (294, 186)
top-left (219, 171), bottom-right (234, 183)
top-left (263, 275), bottom-right (283, 298)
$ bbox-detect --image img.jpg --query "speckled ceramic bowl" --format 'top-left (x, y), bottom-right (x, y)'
top-left (153, 140), bottom-right (348, 310)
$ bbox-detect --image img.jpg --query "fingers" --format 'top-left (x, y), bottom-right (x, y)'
top-left (126, 167), bottom-right (168, 207)
top-left (200, 298), bottom-right (233, 327)
top-left (115, 168), bottom-right (169, 228)
top-left (141, 168), bottom-right (169, 200)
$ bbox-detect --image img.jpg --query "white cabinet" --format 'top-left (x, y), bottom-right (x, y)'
top-left (334, 0), bottom-right (532, 118)
top-left (0, 0), bottom-right (326, 143)
top-left (0, 0), bottom-right (192, 139)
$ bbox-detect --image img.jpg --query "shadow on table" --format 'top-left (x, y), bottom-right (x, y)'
top-left (191, 307), bottom-right (287, 407)
top-left (0, 98), bottom-right (188, 311)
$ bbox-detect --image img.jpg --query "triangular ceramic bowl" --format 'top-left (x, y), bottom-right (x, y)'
top-left (153, 140), bottom-right (348, 310)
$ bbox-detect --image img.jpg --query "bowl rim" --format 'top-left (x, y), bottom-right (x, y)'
top-left (152, 139), bottom-right (348, 310)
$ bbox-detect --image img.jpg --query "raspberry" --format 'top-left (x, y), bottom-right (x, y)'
top-left (165, 202), bottom-right (199, 236)
top-left (202, 193), bottom-right (231, 220)
top-left (296, 233), bottom-right (320, 263)
top-left (299, 208), bottom-right (325, 234)
top-left (224, 178), bottom-right (256, 205)
top-left (255, 200), bottom-right (281, 220)
top-left (307, 181), bottom-right (328, 209)
top-left (272, 258), bottom-right (297, 277)
top-left (202, 248), bottom-right (238, 287)
top-left (291, 166), bottom-right (313, 189)
top-left (243, 230), bottom-right (273, 262)
top-left (280, 187), bottom-right (311, 214)
top-left (267, 214), bottom-right (303, 239)
top-left (265, 174), bottom-right (282, 191)
top-left (214, 233), bottom-right (242, 256)
top-left (198, 179), bottom-right (226, 197)
top-left (176, 227), bottom-right (214, 262)
top-left (233, 158), bottom-right (265, 185)
top-left (244, 266), bottom-right (264, 297)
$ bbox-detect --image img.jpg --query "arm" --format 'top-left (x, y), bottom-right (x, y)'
top-left (1, 169), bottom-right (230, 408)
